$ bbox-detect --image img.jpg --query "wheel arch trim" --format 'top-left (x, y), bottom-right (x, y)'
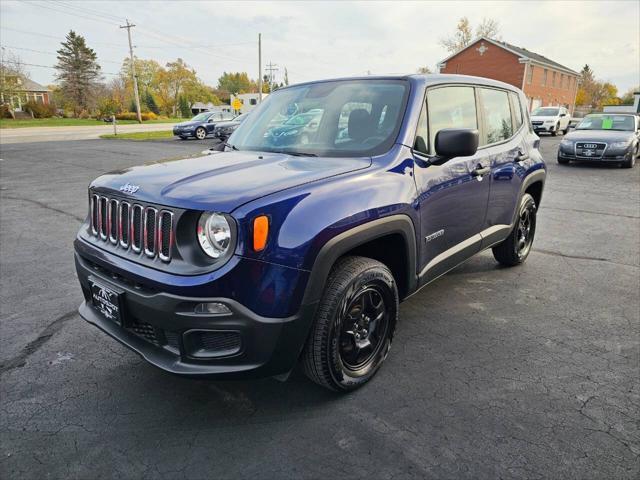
top-left (301, 214), bottom-right (418, 306)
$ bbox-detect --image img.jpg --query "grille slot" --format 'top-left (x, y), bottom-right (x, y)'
top-left (144, 207), bottom-right (157, 257)
top-left (131, 204), bottom-right (143, 253)
top-left (108, 199), bottom-right (119, 244)
top-left (119, 202), bottom-right (130, 247)
top-left (87, 194), bottom-right (174, 262)
top-left (158, 211), bottom-right (173, 262)
top-left (185, 331), bottom-right (242, 358)
top-left (99, 197), bottom-right (108, 240)
top-left (90, 194), bottom-right (99, 235)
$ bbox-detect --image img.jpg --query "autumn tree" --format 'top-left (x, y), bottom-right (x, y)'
top-left (54, 30), bottom-right (102, 115)
top-left (575, 64), bottom-right (619, 109)
top-left (439, 17), bottom-right (501, 54)
top-left (620, 87), bottom-right (639, 105)
top-left (0, 50), bottom-right (28, 116)
top-left (217, 72), bottom-right (255, 95)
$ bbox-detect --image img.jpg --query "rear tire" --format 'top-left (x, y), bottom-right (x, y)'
top-left (302, 256), bottom-right (398, 392)
top-left (492, 193), bottom-right (537, 267)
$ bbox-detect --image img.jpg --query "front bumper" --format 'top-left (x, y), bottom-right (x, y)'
top-left (558, 148), bottom-right (632, 162)
top-left (75, 252), bottom-right (316, 379)
top-left (533, 124), bottom-right (556, 133)
top-left (173, 128), bottom-right (194, 137)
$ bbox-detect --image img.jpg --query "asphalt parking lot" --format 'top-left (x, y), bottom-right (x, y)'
top-left (1, 135), bottom-right (638, 479)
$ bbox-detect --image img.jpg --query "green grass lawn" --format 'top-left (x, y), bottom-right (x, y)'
top-left (0, 117), bottom-right (183, 129)
top-left (99, 130), bottom-right (174, 140)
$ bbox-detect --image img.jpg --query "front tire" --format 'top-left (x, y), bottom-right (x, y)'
top-left (195, 127), bottom-right (207, 140)
top-left (492, 193), bottom-right (537, 266)
top-left (551, 123), bottom-right (559, 136)
top-left (302, 256), bottom-right (398, 392)
top-left (622, 145), bottom-right (638, 168)
top-left (557, 154), bottom-right (569, 165)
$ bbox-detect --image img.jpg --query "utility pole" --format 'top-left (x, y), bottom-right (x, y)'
top-left (265, 61), bottom-right (278, 92)
top-left (258, 33), bottom-right (262, 103)
top-left (120, 19), bottom-right (142, 124)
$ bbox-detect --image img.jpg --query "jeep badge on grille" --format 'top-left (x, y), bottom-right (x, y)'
top-left (119, 183), bottom-right (140, 194)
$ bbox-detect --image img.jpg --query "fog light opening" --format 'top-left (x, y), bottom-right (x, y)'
top-left (194, 302), bottom-right (231, 316)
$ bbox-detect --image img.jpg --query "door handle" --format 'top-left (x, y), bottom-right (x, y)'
top-left (472, 165), bottom-right (491, 177)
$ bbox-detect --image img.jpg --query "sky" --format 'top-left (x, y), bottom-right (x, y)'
top-left (1, 0), bottom-right (639, 93)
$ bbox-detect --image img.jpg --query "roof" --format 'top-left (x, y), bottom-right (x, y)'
top-left (284, 73), bottom-right (521, 94)
top-left (438, 37), bottom-right (579, 76)
top-left (17, 77), bottom-right (51, 92)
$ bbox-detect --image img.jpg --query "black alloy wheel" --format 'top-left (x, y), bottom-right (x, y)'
top-left (492, 193), bottom-right (537, 266)
top-left (302, 256), bottom-right (398, 391)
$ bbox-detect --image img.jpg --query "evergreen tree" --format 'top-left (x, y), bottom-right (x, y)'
top-left (54, 30), bottom-right (102, 115)
top-left (178, 96), bottom-right (191, 118)
top-left (144, 90), bottom-right (159, 114)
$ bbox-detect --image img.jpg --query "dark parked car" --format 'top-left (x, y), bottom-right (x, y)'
top-left (558, 113), bottom-right (639, 168)
top-left (173, 111), bottom-right (235, 140)
top-left (213, 113), bottom-right (250, 141)
top-left (75, 74), bottom-right (546, 391)
top-left (262, 109), bottom-right (323, 146)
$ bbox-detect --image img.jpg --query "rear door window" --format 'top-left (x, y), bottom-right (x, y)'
top-left (426, 86), bottom-right (478, 155)
top-left (479, 88), bottom-right (514, 145)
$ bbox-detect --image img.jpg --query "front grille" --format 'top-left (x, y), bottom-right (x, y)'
top-left (128, 319), bottom-right (158, 345)
top-left (575, 142), bottom-right (607, 159)
top-left (88, 193), bottom-right (174, 262)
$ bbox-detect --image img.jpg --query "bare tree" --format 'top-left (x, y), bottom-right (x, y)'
top-left (439, 17), bottom-right (501, 54)
top-left (416, 66), bottom-right (432, 74)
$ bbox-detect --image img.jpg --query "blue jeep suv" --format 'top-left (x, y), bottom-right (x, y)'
top-left (75, 75), bottom-right (545, 391)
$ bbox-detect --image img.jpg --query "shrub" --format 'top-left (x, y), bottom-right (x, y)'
top-left (1, 104), bottom-right (13, 119)
top-left (23, 101), bottom-right (57, 118)
top-left (115, 111), bottom-right (155, 121)
top-left (97, 97), bottom-right (120, 119)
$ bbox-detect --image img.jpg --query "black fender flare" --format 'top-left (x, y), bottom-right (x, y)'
top-left (512, 168), bottom-right (546, 225)
top-left (301, 214), bottom-right (418, 307)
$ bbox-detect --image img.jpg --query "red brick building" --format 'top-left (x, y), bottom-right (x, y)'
top-left (437, 37), bottom-right (579, 114)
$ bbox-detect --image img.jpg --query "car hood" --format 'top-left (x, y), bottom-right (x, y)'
top-left (90, 151), bottom-right (371, 212)
top-left (530, 115), bottom-right (558, 122)
top-left (565, 130), bottom-right (635, 142)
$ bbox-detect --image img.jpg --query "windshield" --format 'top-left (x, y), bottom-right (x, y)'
top-left (532, 108), bottom-right (559, 116)
top-left (227, 79), bottom-right (409, 157)
top-left (191, 112), bottom-right (211, 122)
top-left (576, 114), bottom-right (635, 131)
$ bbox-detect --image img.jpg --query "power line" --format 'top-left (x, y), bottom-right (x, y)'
top-left (6, 61), bottom-right (120, 76)
top-left (25, 1), bottom-right (121, 27)
top-left (0, 26), bottom-right (127, 48)
top-left (0, 44), bottom-right (123, 65)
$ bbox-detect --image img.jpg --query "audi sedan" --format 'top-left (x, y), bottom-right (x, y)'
top-left (557, 113), bottom-right (639, 168)
top-left (173, 111), bottom-right (235, 140)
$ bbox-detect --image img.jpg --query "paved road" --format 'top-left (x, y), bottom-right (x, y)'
top-left (0, 122), bottom-right (178, 144)
top-left (0, 136), bottom-right (638, 479)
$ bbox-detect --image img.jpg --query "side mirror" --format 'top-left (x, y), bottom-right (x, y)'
top-left (434, 129), bottom-right (479, 159)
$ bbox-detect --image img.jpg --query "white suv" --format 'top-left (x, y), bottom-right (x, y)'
top-left (530, 106), bottom-right (571, 136)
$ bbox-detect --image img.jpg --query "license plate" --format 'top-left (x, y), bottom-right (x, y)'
top-left (582, 149), bottom-right (596, 156)
top-left (90, 280), bottom-right (123, 325)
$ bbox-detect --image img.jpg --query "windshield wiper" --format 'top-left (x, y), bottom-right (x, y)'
top-left (276, 150), bottom-right (318, 157)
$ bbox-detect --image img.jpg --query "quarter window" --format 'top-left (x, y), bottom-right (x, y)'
top-left (426, 86), bottom-right (477, 155)
top-left (509, 92), bottom-right (523, 130)
top-left (479, 88), bottom-right (513, 145)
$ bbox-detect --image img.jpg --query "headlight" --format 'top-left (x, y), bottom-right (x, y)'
top-left (560, 139), bottom-right (573, 147)
top-left (544, 120), bottom-right (554, 124)
top-left (197, 212), bottom-right (232, 259)
top-left (610, 141), bottom-right (631, 149)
